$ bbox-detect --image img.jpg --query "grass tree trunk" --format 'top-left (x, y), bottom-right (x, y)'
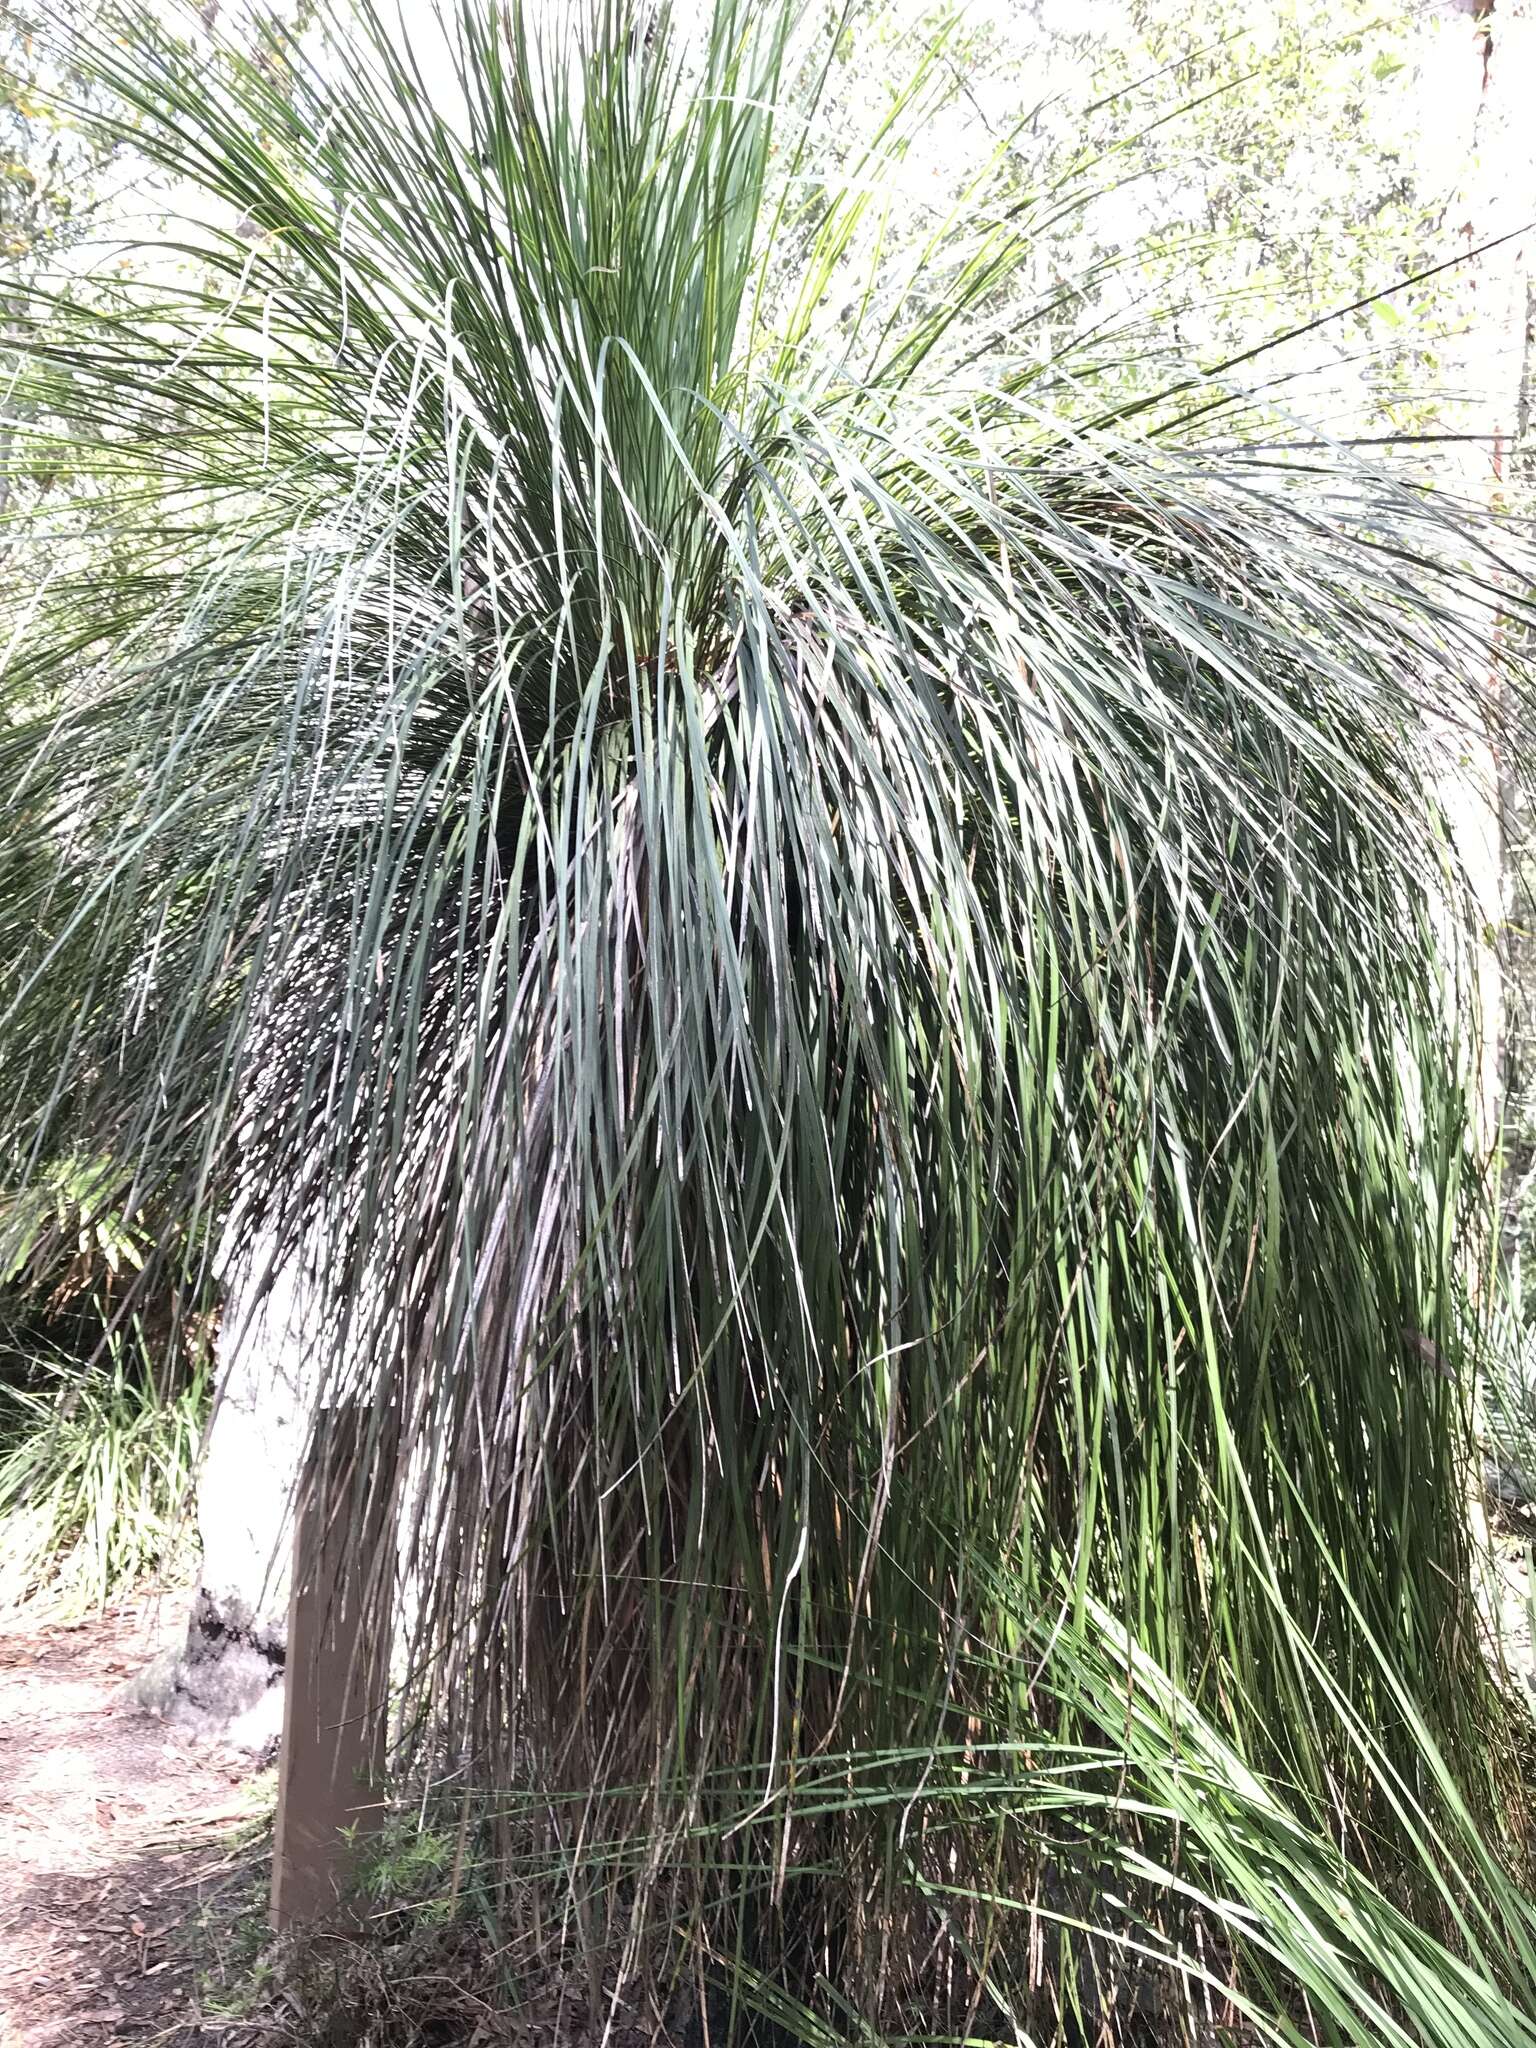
top-left (133, 1234), bottom-right (317, 1750)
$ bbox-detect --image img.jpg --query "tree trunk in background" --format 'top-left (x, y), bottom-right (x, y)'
top-left (1427, 0), bottom-right (1536, 1569)
top-left (129, 1234), bottom-right (319, 1751)
top-left (1429, 0), bottom-right (1534, 1148)
top-left (1475, 0), bottom-right (1536, 1308)
top-left (1502, 290), bottom-right (1536, 1301)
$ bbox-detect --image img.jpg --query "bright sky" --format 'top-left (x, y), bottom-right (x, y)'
top-left (75, 0), bottom-right (1536, 454)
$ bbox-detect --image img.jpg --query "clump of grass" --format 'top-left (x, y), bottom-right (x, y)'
top-left (207, 1806), bottom-right (518, 2045)
top-left (0, 1326), bottom-right (207, 1612)
top-left (353, 1814), bottom-right (461, 1929)
top-left (206, 1598), bottom-right (1536, 2048)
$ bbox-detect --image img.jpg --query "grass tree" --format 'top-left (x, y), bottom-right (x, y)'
top-left (3, 0), bottom-right (1536, 2036)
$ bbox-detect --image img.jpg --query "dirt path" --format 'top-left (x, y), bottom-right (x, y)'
top-left (0, 1601), bottom-right (269, 2047)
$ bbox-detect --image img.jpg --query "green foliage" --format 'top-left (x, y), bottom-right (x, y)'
top-left (700, 1596), bottom-right (1536, 2048)
top-left (0, 1157), bottom-right (214, 1612)
top-left (352, 1815), bottom-right (460, 1927)
top-left (0, 6), bottom-right (114, 266)
top-left (806, 0), bottom-right (1468, 431)
top-left (0, 1325), bottom-right (207, 1610)
top-left (0, 1), bottom-right (144, 534)
top-left (2, 0), bottom-right (1534, 2038)
top-left (0, 1154), bottom-right (147, 1297)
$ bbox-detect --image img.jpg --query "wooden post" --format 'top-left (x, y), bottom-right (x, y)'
top-left (270, 1404), bottom-right (394, 1930)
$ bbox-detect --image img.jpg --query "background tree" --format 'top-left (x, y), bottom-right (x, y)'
top-left (788, 0), bottom-right (1475, 429)
top-left (0, 2), bottom-right (142, 520)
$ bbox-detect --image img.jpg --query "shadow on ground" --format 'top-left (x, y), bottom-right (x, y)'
top-left (0, 1602), bottom-right (272, 2045)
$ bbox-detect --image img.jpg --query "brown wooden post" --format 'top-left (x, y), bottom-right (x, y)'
top-left (270, 1403), bottom-right (395, 1929)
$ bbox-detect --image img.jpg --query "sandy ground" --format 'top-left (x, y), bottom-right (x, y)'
top-left (0, 1600), bottom-right (267, 2047)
